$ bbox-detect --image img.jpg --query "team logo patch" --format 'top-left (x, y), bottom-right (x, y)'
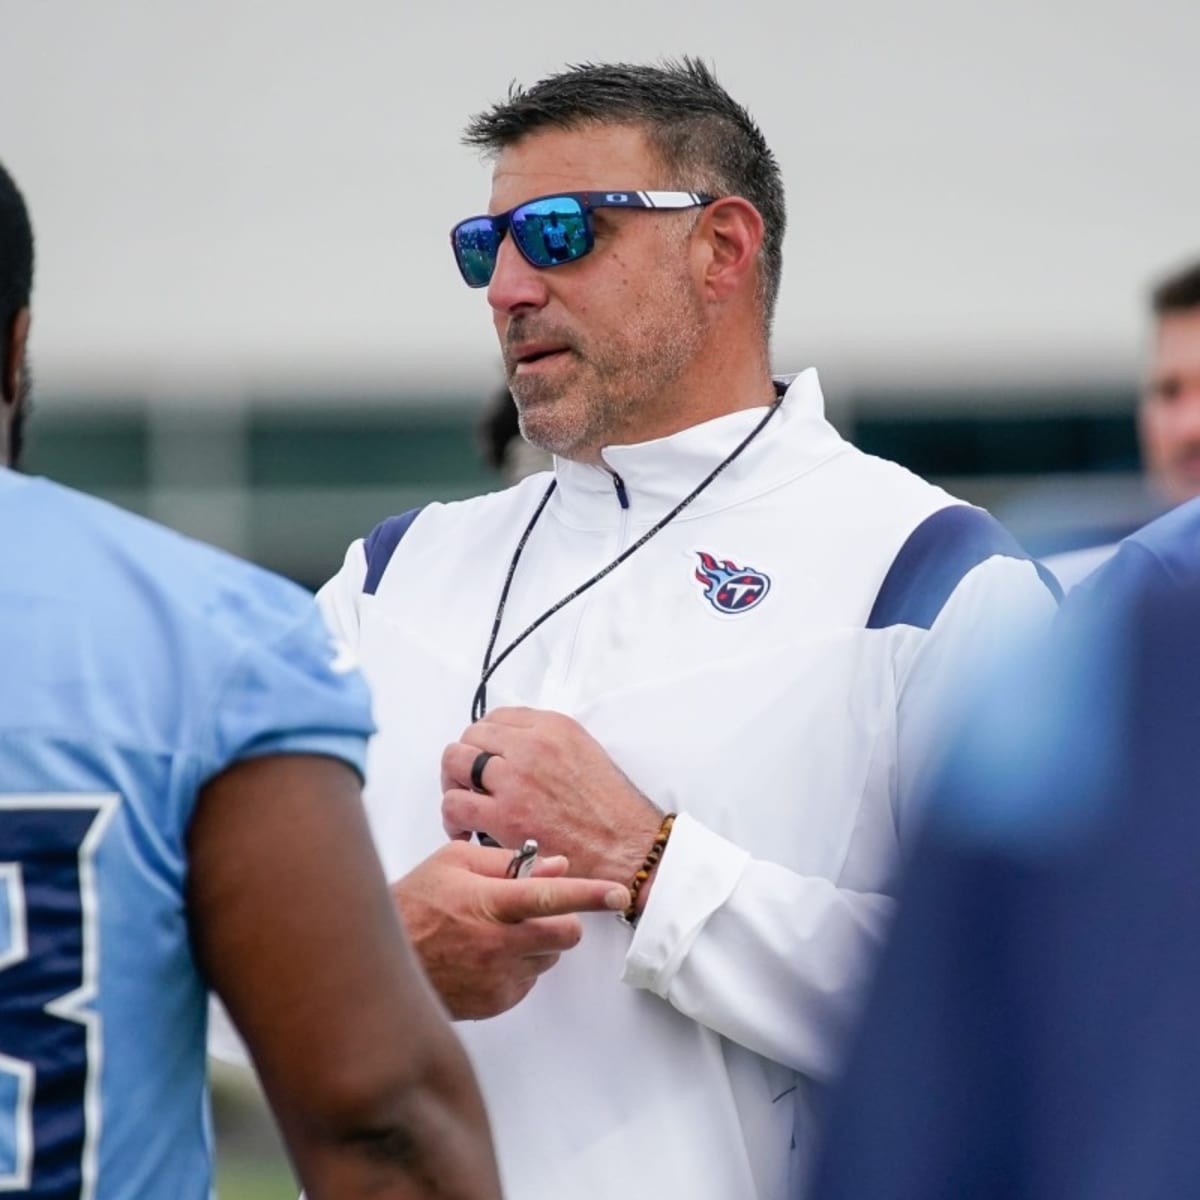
top-left (693, 551), bottom-right (771, 614)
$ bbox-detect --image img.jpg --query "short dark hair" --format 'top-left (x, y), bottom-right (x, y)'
top-left (477, 385), bottom-right (522, 472)
top-left (463, 57), bottom-right (786, 338)
top-left (0, 161), bottom-right (34, 384)
top-left (1151, 258), bottom-right (1200, 317)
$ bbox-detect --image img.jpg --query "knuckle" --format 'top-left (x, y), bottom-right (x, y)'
top-left (551, 712), bottom-right (579, 740)
top-left (533, 883), bottom-right (560, 917)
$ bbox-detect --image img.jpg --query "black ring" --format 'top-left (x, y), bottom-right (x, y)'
top-left (470, 750), bottom-right (497, 795)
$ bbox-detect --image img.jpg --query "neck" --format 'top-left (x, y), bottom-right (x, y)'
top-left (673, 341), bottom-right (777, 428)
top-left (571, 339), bottom-right (775, 465)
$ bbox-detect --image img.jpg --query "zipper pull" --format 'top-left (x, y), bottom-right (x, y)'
top-left (612, 472), bottom-right (630, 510)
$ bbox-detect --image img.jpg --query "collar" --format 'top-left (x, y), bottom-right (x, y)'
top-left (550, 368), bottom-right (847, 530)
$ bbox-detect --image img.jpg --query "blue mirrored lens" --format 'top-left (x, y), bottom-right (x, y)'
top-left (454, 217), bottom-right (501, 287)
top-left (511, 197), bottom-right (590, 268)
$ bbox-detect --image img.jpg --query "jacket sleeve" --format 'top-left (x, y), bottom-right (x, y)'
top-left (316, 538), bottom-right (369, 650)
top-left (621, 554), bottom-right (1058, 1081)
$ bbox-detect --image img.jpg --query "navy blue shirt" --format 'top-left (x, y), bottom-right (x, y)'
top-left (811, 498), bottom-right (1200, 1200)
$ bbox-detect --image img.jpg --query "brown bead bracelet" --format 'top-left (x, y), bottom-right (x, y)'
top-left (624, 812), bottom-right (677, 926)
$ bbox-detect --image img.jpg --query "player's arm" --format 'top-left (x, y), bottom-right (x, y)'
top-left (186, 752), bottom-right (502, 1200)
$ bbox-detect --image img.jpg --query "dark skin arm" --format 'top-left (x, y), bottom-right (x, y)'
top-left (187, 753), bottom-right (503, 1200)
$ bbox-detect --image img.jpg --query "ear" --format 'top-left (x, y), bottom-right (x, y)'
top-left (3, 307), bottom-right (30, 407)
top-left (693, 197), bottom-right (764, 305)
top-left (1, 307), bottom-right (30, 466)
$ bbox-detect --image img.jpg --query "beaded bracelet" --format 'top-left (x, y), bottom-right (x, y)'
top-left (624, 812), bottom-right (677, 926)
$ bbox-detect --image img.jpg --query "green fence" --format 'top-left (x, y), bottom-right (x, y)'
top-left (25, 383), bottom-right (1143, 586)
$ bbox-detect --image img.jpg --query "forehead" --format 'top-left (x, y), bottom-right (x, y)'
top-left (488, 124), bottom-right (663, 213)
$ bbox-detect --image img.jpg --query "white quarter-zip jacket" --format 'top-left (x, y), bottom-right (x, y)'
top-left (318, 369), bottom-right (1059, 1200)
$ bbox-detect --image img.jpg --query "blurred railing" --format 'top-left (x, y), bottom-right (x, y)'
top-left (25, 382), bottom-right (1148, 588)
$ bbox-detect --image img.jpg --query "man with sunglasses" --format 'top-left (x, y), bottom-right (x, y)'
top-left (319, 58), bottom-right (1060, 1199)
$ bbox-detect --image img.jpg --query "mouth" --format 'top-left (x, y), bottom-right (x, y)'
top-left (511, 345), bottom-right (572, 372)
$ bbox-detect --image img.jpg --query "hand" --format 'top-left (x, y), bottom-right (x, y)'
top-left (440, 707), bottom-right (664, 888)
top-left (391, 839), bottom-right (629, 1020)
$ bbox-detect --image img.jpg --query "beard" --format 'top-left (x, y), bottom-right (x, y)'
top-left (505, 268), bottom-right (707, 461)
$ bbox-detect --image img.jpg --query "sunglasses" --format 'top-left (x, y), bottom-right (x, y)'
top-left (450, 190), bottom-right (715, 288)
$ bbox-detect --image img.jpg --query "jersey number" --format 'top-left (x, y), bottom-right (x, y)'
top-left (0, 795), bottom-right (116, 1198)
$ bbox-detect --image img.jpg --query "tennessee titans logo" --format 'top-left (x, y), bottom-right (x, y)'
top-left (694, 551), bottom-right (771, 615)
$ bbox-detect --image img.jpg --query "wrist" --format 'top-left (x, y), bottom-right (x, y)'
top-left (605, 808), bottom-right (665, 883)
top-left (622, 812), bottom-right (677, 927)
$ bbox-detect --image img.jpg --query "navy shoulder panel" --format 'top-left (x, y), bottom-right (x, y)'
top-left (867, 505), bottom-right (1062, 630)
top-left (362, 508), bottom-right (423, 595)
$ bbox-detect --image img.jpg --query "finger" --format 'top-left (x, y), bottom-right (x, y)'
top-left (508, 912), bottom-right (620, 958)
top-left (528, 854), bottom-right (568, 878)
top-left (490, 875), bottom-right (629, 923)
top-left (457, 721), bottom-right (517, 754)
top-left (441, 787), bottom-right (500, 840)
top-left (441, 738), bottom-right (511, 793)
top-left (517, 950), bottom-right (562, 977)
top-left (440, 741), bottom-right (469, 794)
top-left (477, 707), bottom-right (541, 730)
top-left (452, 840), bottom-right (541, 878)
top-left (506, 914), bottom-right (585, 956)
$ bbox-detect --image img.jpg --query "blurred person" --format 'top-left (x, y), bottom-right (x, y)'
top-left (0, 161), bottom-right (502, 1199)
top-left (1138, 257), bottom-right (1200, 508)
top-left (318, 58), bottom-right (1060, 1200)
top-left (538, 210), bottom-right (572, 262)
top-left (477, 383), bottom-right (551, 483)
top-left (1047, 256), bottom-right (1200, 589)
top-left (810, 496), bottom-right (1200, 1200)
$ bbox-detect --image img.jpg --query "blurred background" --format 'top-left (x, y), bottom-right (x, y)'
top-left (3, 0), bottom-right (1197, 1193)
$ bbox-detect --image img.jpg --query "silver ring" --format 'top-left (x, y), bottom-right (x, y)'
top-left (506, 839), bottom-right (539, 879)
top-left (470, 750), bottom-right (497, 794)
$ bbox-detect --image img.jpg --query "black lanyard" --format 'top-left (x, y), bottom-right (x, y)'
top-left (471, 396), bottom-right (783, 721)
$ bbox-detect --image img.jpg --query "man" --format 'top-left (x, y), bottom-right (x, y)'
top-left (1047, 257), bottom-right (1200, 589)
top-left (0, 161), bottom-right (505, 1198)
top-left (810, 496), bottom-right (1200, 1200)
top-left (1138, 258), bottom-right (1200, 507)
top-left (320, 59), bottom-right (1059, 1199)
top-left (538, 211), bottom-right (572, 262)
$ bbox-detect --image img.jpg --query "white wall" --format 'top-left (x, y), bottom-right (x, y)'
top-left (3, 0), bottom-right (1197, 402)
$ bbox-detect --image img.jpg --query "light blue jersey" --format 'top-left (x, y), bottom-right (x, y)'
top-left (0, 469), bottom-right (374, 1198)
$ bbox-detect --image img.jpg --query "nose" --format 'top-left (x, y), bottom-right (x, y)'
top-left (487, 234), bottom-right (549, 317)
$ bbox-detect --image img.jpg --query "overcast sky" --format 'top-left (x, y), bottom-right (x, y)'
top-left (3, 0), bottom-right (1197, 404)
